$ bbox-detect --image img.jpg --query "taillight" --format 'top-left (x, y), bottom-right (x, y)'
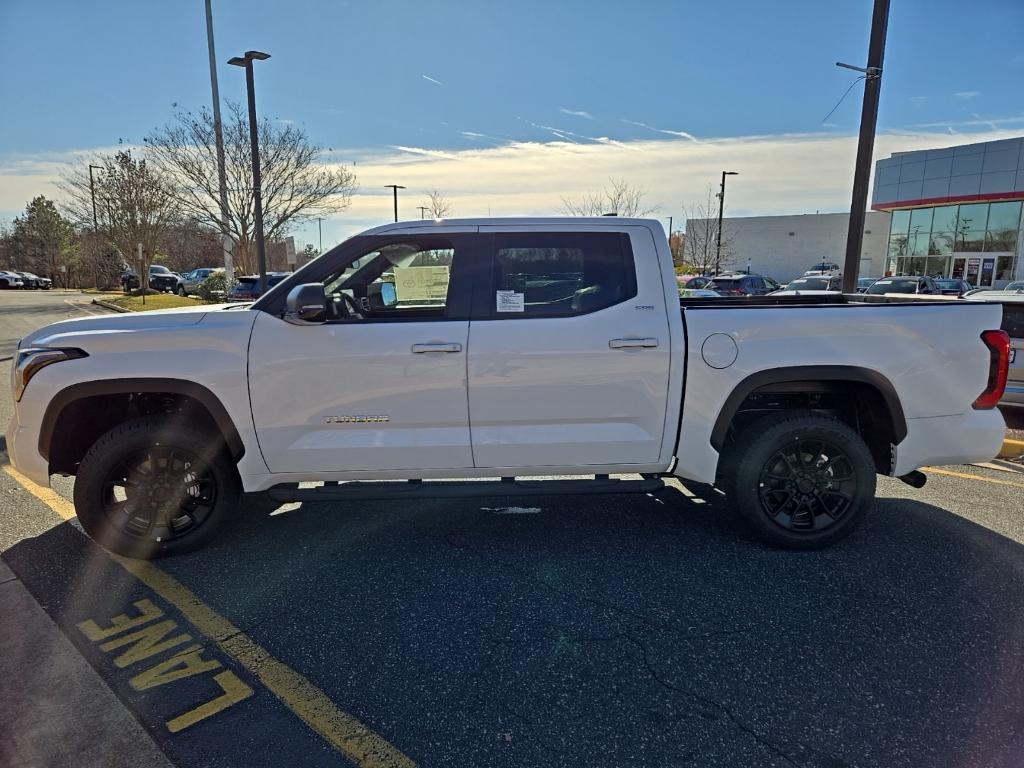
top-left (973, 330), bottom-right (1011, 410)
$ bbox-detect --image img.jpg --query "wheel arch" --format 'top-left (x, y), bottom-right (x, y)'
top-left (40, 379), bottom-right (245, 475)
top-left (711, 366), bottom-right (907, 474)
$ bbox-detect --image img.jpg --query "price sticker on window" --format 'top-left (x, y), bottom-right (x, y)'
top-left (496, 290), bottom-right (525, 312)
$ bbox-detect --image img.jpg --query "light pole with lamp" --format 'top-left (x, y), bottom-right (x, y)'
top-left (384, 185), bottom-right (405, 222)
top-left (715, 171), bottom-right (738, 275)
top-left (227, 50), bottom-right (271, 294)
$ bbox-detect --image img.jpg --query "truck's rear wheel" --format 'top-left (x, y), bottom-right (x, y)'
top-left (721, 411), bottom-right (876, 549)
top-left (74, 417), bottom-right (240, 559)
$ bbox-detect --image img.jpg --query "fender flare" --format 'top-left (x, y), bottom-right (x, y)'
top-left (39, 378), bottom-right (246, 461)
top-left (709, 365), bottom-right (907, 451)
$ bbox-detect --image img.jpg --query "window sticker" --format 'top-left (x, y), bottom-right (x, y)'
top-left (393, 265), bottom-right (450, 301)
top-left (496, 290), bottom-right (525, 312)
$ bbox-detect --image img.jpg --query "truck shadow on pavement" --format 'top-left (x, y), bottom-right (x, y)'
top-left (5, 484), bottom-right (1024, 768)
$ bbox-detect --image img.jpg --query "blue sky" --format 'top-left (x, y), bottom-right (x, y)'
top-left (1, 0), bottom-right (1022, 244)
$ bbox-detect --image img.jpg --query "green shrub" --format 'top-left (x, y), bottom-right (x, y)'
top-left (196, 272), bottom-right (233, 303)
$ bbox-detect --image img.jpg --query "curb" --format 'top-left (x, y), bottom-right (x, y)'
top-left (91, 298), bottom-right (130, 313)
top-left (999, 438), bottom-right (1024, 459)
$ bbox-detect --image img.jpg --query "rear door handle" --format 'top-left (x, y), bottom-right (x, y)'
top-left (609, 338), bottom-right (658, 349)
top-left (411, 342), bottom-right (463, 353)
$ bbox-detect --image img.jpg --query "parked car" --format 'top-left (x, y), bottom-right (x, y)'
top-left (1003, 281), bottom-right (1024, 293)
top-left (775, 276), bottom-right (842, 293)
top-left (803, 262), bottom-right (842, 277)
top-left (865, 276), bottom-right (943, 296)
top-left (935, 279), bottom-right (974, 296)
top-left (706, 273), bottom-right (778, 296)
top-left (678, 275), bottom-right (713, 290)
top-left (178, 267), bottom-right (223, 296)
top-left (7, 217), bottom-right (1008, 559)
top-left (0, 271), bottom-right (25, 289)
top-left (226, 272), bottom-right (291, 301)
top-left (121, 264), bottom-right (183, 293)
top-left (968, 293), bottom-right (1023, 414)
top-left (857, 277), bottom-right (879, 293)
top-left (679, 288), bottom-right (721, 298)
top-left (13, 271), bottom-right (52, 289)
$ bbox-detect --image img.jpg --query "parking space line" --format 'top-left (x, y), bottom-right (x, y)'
top-left (3, 464), bottom-right (417, 768)
top-left (922, 466), bottom-right (1024, 489)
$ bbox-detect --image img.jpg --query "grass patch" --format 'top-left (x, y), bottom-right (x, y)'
top-left (106, 293), bottom-right (201, 312)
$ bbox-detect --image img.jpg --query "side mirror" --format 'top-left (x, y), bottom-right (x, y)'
top-left (285, 283), bottom-right (327, 324)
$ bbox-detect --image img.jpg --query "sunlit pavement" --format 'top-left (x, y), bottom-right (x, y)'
top-left (2, 293), bottom-right (1024, 768)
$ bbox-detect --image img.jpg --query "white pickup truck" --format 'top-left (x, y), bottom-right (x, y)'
top-left (7, 218), bottom-right (1011, 558)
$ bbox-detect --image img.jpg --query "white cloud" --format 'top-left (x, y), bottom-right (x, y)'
top-left (953, 90), bottom-right (980, 99)
top-left (620, 119), bottom-right (700, 142)
top-left (4, 127), bottom-right (1022, 243)
top-left (558, 107), bottom-right (594, 119)
top-left (421, 74), bottom-right (445, 86)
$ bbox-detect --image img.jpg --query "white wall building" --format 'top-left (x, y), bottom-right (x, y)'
top-left (685, 212), bottom-right (890, 283)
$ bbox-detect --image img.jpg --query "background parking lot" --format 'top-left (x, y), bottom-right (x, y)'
top-left (2, 292), bottom-right (1023, 768)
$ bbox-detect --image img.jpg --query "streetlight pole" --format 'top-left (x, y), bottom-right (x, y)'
top-left (384, 185), bottom-right (405, 222)
top-left (417, 206), bottom-right (429, 220)
top-left (715, 171), bottom-right (738, 275)
top-left (204, 0), bottom-right (233, 287)
top-left (841, 0), bottom-right (890, 294)
top-left (88, 164), bottom-right (103, 231)
top-left (228, 50), bottom-right (271, 294)
top-left (316, 217), bottom-right (323, 251)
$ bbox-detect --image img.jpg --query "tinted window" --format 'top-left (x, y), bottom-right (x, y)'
top-left (1002, 305), bottom-right (1024, 339)
top-left (492, 232), bottom-right (636, 317)
top-left (867, 279), bottom-right (919, 294)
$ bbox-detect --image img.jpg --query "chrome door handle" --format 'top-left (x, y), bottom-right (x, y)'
top-left (609, 338), bottom-right (658, 349)
top-left (411, 342), bottom-right (462, 353)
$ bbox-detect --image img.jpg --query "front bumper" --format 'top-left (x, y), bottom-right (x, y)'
top-left (5, 404), bottom-right (50, 487)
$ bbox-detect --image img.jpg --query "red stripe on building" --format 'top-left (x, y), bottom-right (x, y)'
top-left (873, 190), bottom-right (1024, 211)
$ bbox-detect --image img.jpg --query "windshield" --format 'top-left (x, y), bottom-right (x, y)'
top-left (867, 278), bottom-right (918, 294)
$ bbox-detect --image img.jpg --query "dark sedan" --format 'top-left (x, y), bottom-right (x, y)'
top-left (865, 276), bottom-right (943, 295)
top-left (226, 272), bottom-right (291, 301)
top-left (705, 274), bottom-right (779, 296)
top-left (935, 279), bottom-right (973, 296)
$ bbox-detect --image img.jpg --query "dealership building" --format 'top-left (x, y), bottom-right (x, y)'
top-left (872, 137), bottom-right (1024, 288)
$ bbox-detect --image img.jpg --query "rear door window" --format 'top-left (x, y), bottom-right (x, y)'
top-left (489, 232), bottom-right (636, 317)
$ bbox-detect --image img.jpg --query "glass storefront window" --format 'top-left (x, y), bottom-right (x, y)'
top-left (909, 232), bottom-right (929, 256)
top-left (909, 207), bottom-right (933, 235)
top-left (996, 256), bottom-right (1016, 281)
top-left (932, 205), bottom-right (959, 232)
top-left (925, 256), bottom-right (950, 277)
top-left (987, 201), bottom-right (1022, 232)
top-left (890, 209), bottom-right (911, 237)
top-left (956, 203), bottom-right (988, 233)
top-left (929, 232), bottom-right (954, 255)
top-left (888, 234), bottom-right (908, 259)
top-left (986, 229), bottom-right (1018, 252)
top-left (955, 229), bottom-right (985, 252)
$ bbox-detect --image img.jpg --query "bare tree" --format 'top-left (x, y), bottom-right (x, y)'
top-left (423, 189), bottom-right (453, 218)
top-left (144, 104), bottom-right (357, 275)
top-left (62, 150), bottom-right (180, 291)
top-left (560, 178), bottom-right (657, 217)
top-left (683, 186), bottom-right (734, 275)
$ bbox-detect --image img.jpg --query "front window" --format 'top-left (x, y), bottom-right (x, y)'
top-left (867, 278), bottom-right (919, 294)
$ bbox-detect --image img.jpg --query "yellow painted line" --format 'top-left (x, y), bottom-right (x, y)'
top-left (2, 464), bottom-right (416, 768)
top-left (922, 465), bottom-right (1024, 490)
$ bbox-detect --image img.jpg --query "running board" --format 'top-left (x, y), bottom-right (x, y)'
top-left (267, 476), bottom-right (666, 502)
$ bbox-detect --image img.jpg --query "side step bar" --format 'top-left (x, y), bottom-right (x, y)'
top-left (267, 475), bottom-right (666, 502)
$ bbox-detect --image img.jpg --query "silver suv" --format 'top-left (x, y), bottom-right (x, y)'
top-left (177, 267), bottom-right (223, 296)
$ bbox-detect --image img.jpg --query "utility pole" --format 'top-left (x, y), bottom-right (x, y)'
top-left (841, 0), bottom-right (890, 294)
top-left (88, 164), bottom-right (102, 231)
top-left (204, 0), bottom-right (233, 287)
top-left (715, 171), bottom-right (738, 275)
top-left (228, 50), bottom-right (271, 294)
top-left (384, 185), bottom-right (405, 222)
top-left (417, 206), bottom-right (429, 220)
top-left (316, 217), bottom-right (323, 251)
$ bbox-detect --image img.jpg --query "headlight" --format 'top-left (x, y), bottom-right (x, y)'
top-left (13, 347), bottom-right (88, 402)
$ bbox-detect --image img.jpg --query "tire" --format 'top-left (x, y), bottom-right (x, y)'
top-left (719, 411), bottom-right (876, 549)
top-left (74, 416), bottom-right (240, 559)
top-left (176, 285), bottom-right (186, 296)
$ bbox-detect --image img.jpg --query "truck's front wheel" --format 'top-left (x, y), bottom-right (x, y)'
top-left (721, 412), bottom-right (876, 549)
top-left (74, 417), bottom-right (240, 559)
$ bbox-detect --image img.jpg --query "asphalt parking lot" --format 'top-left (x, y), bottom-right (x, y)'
top-left (2, 290), bottom-right (1024, 768)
